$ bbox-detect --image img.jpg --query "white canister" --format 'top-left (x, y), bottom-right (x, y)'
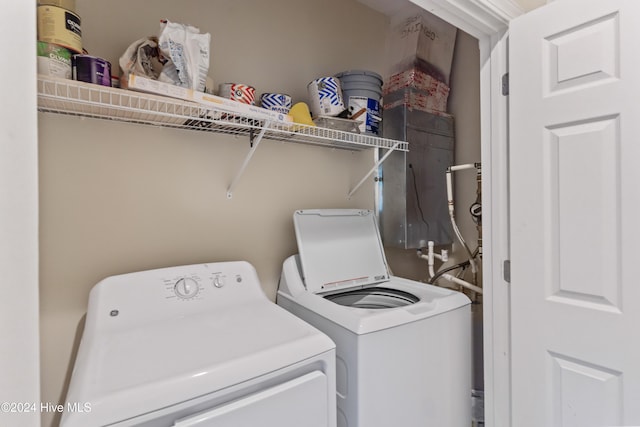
top-left (219, 83), bottom-right (256, 105)
top-left (307, 77), bottom-right (345, 117)
top-left (37, 41), bottom-right (72, 79)
top-left (260, 93), bottom-right (292, 114)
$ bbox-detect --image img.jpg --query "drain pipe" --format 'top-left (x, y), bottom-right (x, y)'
top-left (442, 272), bottom-right (483, 295)
top-left (418, 241), bottom-right (483, 295)
top-left (446, 163), bottom-right (480, 285)
top-left (417, 241), bottom-right (448, 279)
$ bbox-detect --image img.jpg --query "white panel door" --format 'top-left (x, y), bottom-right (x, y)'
top-left (510, 1), bottom-right (640, 426)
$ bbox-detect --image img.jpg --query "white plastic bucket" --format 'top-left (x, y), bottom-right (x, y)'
top-left (335, 70), bottom-right (383, 135)
top-left (307, 77), bottom-right (345, 118)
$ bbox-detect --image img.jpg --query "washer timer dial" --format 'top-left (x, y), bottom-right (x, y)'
top-left (174, 277), bottom-right (199, 299)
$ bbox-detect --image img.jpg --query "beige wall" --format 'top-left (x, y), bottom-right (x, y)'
top-left (40, 0), bottom-right (388, 425)
top-left (39, 1), bottom-right (481, 425)
top-left (448, 29), bottom-right (483, 277)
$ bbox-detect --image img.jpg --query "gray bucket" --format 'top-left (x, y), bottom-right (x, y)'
top-left (335, 70), bottom-right (383, 135)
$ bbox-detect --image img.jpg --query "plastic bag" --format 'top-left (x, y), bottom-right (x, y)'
top-left (157, 20), bottom-right (210, 92)
top-left (118, 36), bottom-right (165, 88)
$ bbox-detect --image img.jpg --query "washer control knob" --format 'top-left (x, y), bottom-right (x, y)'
top-left (213, 276), bottom-right (225, 288)
top-left (174, 277), bottom-right (199, 299)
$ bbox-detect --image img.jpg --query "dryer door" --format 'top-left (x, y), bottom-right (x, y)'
top-left (173, 371), bottom-right (328, 427)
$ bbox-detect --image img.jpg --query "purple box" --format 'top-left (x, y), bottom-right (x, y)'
top-left (72, 55), bottom-right (111, 87)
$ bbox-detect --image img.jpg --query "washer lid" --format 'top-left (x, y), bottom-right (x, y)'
top-left (294, 209), bottom-right (390, 294)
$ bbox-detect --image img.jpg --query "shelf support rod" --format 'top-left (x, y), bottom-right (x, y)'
top-left (226, 121), bottom-right (271, 199)
top-left (347, 141), bottom-right (402, 199)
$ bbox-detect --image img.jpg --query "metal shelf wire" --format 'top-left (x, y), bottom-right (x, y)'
top-left (37, 76), bottom-right (409, 152)
top-left (37, 75), bottom-right (408, 198)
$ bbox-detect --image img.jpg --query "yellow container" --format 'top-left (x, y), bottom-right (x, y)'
top-left (37, 5), bottom-right (82, 53)
top-left (37, 0), bottom-right (76, 12)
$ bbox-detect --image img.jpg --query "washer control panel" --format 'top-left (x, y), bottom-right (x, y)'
top-left (163, 273), bottom-right (232, 301)
top-left (91, 261), bottom-right (262, 324)
top-left (158, 262), bottom-right (252, 304)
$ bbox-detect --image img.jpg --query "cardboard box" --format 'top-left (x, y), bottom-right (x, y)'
top-left (383, 64), bottom-right (451, 114)
top-left (384, 66), bottom-right (450, 96)
top-left (127, 74), bottom-right (292, 124)
top-left (384, 87), bottom-right (451, 117)
top-left (386, 10), bottom-right (457, 85)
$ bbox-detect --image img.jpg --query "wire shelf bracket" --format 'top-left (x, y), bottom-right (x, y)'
top-left (347, 141), bottom-right (402, 199)
top-left (226, 122), bottom-right (271, 199)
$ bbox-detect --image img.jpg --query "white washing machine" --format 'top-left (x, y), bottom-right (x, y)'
top-left (61, 261), bottom-right (336, 427)
top-left (277, 209), bottom-right (471, 427)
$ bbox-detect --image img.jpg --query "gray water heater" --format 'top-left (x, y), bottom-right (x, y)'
top-left (380, 106), bottom-right (454, 248)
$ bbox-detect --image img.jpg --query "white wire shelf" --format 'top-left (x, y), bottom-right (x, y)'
top-left (37, 75), bottom-right (408, 198)
top-left (37, 76), bottom-right (409, 152)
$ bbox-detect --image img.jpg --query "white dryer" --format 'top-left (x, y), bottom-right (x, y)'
top-left (61, 261), bottom-right (336, 427)
top-left (277, 209), bottom-right (471, 427)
